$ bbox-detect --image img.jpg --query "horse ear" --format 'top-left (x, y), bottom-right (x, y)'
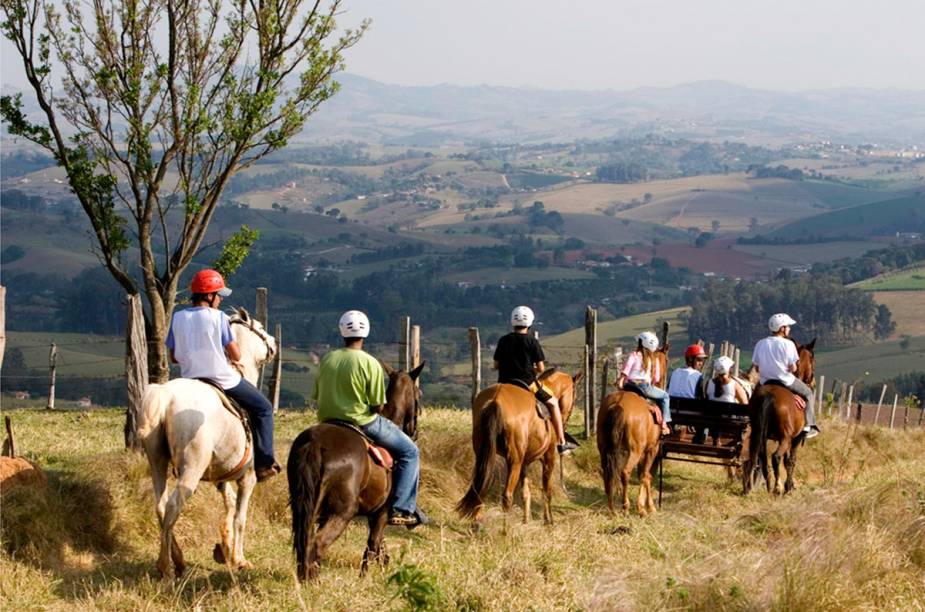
top-left (409, 361), bottom-right (426, 382)
top-left (573, 371), bottom-right (584, 386)
top-left (379, 360), bottom-right (395, 375)
top-left (237, 307), bottom-right (250, 322)
top-left (806, 338), bottom-right (816, 352)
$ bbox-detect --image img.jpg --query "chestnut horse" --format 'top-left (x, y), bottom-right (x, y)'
top-left (743, 339), bottom-right (815, 495)
top-left (287, 361), bottom-right (424, 581)
top-left (456, 369), bottom-right (582, 525)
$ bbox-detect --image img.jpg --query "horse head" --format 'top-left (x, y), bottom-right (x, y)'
top-left (539, 369), bottom-right (583, 423)
top-left (228, 307), bottom-right (277, 385)
top-left (794, 337), bottom-right (816, 387)
top-left (380, 360), bottom-right (425, 440)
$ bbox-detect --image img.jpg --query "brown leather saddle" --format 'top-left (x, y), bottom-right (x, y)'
top-left (324, 420), bottom-right (394, 470)
top-left (622, 382), bottom-right (665, 428)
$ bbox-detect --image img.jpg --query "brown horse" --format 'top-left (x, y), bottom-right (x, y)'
top-left (456, 369), bottom-right (582, 525)
top-left (287, 361), bottom-right (424, 581)
top-left (743, 339), bottom-right (815, 495)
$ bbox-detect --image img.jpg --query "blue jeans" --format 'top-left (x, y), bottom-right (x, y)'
top-left (636, 383), bottom-right (671, 423)
top-left (225, 379), bottom-right (275, 470)
top-left (361, 415), bottom-right (420, 514)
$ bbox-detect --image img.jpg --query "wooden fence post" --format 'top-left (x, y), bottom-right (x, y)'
top-left (398, 316), bottom-right (411, 371)
top-left (269, 324), bottom-right (282, 412)
top-left (733, 347), bottom-right (740, 377)
top-left (875, 384), bottom-right (887, 426)
top-left (600, 358), bottom-right (610, 408)
top-left (845, 385), bottom-right (854, 420)
top-left (411, 324), bottom-right (421, 379)
top-left (255, 288), bottom-right (268, 390)
top-left (903, 401), bottom-right (910, 429)
top-left (585, 306), bottom-right (597, 433)
top-left (839, 382), bottom-right (848, 420)
top-left (855, 400), bottom-right (863, 423)
top-left (124, 295), bottom-right (148, 450)
top-left (583, 344), bottom-right (592, 439)
top-left (468, 327), bottom-right (480, 407)
top-left (46, 343), bottom-right (58, 410)
top-left (817, 375), bottom-right (825, 418)
top-left (889, 395), bottom-right (898, 430)
top-left (919, 405), bottom-right (924, 427)
top-left (0, 285), bottom-right (6, 369)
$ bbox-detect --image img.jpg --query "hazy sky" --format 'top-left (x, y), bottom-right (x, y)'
top-left (2, 0), bottom-right (924, 91)
top-left (339, 0), bottom-right (925, 90)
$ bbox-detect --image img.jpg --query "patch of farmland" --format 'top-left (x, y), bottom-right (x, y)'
top-left (769, 194), bottom-right (925, 239)
top-left (816, 335), bottom-right (925, 383)
top-left (442, 266), bottom-right (595, 286)
top-left (731, 241), bottom-right (884, 266)
top-left (872, 291), bottom-right (925, 338)
top-left (798, 180), bottom-right (897, 209)
top-left (561, 213), bottom-right (687, 245)
top-left (850, 265), bottom-right (925, 291)
top-left (625, 239), bottom-right (780, 277)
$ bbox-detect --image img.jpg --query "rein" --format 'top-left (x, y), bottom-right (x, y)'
top-left (230, 316), bottom-right (275, 364)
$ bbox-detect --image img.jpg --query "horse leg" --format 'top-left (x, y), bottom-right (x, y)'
top-left (521, 471), bottom-right (531, 524)
top-left (640, 445), bottom-right (658, 516)
top-left (621, 449), bottom-right (642, 515)
top-left (145, 444), bottom-right (184, 566)
top-left (541, 452), bottom-right (555, 525)
top-left (213, 482), bottom-right (236, 565)
top-left (502, 458), bottom-right (523, 514)
top-left (230, 470), bottom-right (257, 570)
top-left (772, 438), bottom-right (791, 496)
top-left (782, 438), bottom-right (798, 494)
top-left (159, 458), bottom-right (208, 577)
top-left (361, 510), bottom-right (389, 577)
top-left (308, 508), bottom-right (356, 580)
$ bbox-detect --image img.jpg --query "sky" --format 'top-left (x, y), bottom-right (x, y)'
top-left (337, 0), bottom-right (925, 91)
top-left (2, 0), bottom-right (924, 92)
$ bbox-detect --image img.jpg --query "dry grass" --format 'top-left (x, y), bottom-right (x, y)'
top-left (1, 407), bottom-right (924, 611)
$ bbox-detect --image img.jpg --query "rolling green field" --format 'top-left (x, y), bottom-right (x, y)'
top-left (769, 194), bottom-right (925, 239)
top-left (815, 335), bottom-right (925, 383)
top-left (731, 241), bottom-right (884, 266)
top-left (2, 408), bottom-right (923, 610)
top-left (850, 266), bottom-right (925, 291)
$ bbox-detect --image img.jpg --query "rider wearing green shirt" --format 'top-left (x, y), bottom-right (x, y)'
top-left (312, 310), bottom-right (424, 527)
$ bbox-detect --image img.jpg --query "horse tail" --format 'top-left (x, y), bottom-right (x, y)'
top-left (745, 392), bottom-right (774, 493)
top-left (598, 399), bottom-right (623, 502)
top-left (288, 430), bottom-right (325, 579)
top-left (456, 401), bottom-right (502, 519)
top-left (136, 384), bottom-right (172, 444)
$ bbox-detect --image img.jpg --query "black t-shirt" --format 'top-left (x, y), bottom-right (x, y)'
top-left (494, 332), bottom-right (545, 385)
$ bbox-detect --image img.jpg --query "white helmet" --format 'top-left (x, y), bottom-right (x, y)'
top-left (511, 306), bottom-right (535, 328)
top-left (714, 355), bottom-right (734, 375)
top-left (339, 310), bottom-right (370, 338)
top-left (768, 313), bottom-right (797, 332)
top-left (637, 331), bottom-right (659, 352)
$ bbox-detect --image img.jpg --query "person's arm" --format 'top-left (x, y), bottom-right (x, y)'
top-left (492, 360), bottom-right (500, 370)
top-left (169, 350), bottom-right (178, 364)
top-left (367, 359), bottom-right (387, 414)
top-left (733, 380), bottom-right (749, 404)
top-left (534, 360), bottom-right (546, 375)
top-left (225, 341), bottom-right (242, 362)
top-left (616, 373), bottom-right (626, 389)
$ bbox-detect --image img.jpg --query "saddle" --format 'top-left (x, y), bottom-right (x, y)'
top-left (622, 382), bottom-right (665, 428)
top-left (324, 420), bottom-right (394, 470)
top-left (194, 378), bottom-right (253, 481)
top-left (761, 380), bottom-right (807, 411)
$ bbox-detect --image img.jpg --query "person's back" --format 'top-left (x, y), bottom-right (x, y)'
top-left (313, 348), bottom-right (384, 426)
top-left (494, 331), bottom-right (544, 386)
top-left (752, 335), bottom-right (797, 385)
top-left (668, 367), bottom-right (701, 399)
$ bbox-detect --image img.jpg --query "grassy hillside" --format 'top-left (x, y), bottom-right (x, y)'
top-left (2, 408), bottom-right (923, 610)
top-left (769, 194), bottom-right (925, 239)
top-left (816, 335), bottom-right (925, 383)
top-left (850, 265), bottom-right (925, 291)
top-left (872, 291), bottom-right (925, 337)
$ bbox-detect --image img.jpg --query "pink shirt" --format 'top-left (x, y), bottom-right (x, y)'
top-left (621, 351), bottom-right (661, 385)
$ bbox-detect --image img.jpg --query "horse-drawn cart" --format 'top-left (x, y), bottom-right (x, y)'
top-left (657, 397), bottom-right (750, 506)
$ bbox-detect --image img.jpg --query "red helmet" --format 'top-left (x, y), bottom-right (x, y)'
top-left (684, 344), bottom-right (706, 359)
top-left (190, 269), bottom-right (232, 296)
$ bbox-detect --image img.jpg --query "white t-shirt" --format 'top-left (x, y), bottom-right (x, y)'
top-left (166, 307), bottom-right (242, 389)
top-left (668, 367), bottom-right (701, 398)
top-left (752, 335), bottom-right (798, 386)
top-left (706, 378), bottom-right (737, 403)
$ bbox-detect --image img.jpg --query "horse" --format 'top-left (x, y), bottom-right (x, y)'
top-left (135, 307), bottom-right (276, 577)
top-left (455, 369), bottom-right (582, 525)
top-left (287, 361), bottom-right (424, 581)
top-left (598, 340), bottom-right (671, 516)
top-left (743, 339), bottom-right (816, 496)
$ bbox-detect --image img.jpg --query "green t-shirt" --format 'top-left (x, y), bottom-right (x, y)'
top-left (312, 348), bottom-right (386, 426)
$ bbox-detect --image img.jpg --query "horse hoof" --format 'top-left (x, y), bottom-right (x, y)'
top-left (236, 560), bottom-right (253, 571)
top-left (213, 543), bottom-right (227, 564)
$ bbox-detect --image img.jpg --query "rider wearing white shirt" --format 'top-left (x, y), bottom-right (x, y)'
top-left (751, 313), bottom-right (819, 438)
top-left (668, 344), bottom-right (707, 399)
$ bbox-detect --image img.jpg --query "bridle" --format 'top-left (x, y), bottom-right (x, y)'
top-left (229, 315), bottom-right (276, 365)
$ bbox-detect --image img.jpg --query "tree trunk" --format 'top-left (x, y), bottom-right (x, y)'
top-left (143, 287), bottom-right (177, 383)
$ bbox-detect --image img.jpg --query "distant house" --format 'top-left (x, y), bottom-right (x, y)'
top-left (76, 397), bottom-right (92, 408)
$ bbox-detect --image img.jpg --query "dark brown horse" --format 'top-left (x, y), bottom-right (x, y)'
top-left (743, 339), bottom-right (815, 495)
top-left (456, 369), bottom-right (582, 525)
top-left (287, 361), bottom-right (424, 581)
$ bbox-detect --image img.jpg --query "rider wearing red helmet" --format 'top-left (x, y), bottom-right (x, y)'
top-left (166, 269), bottom-right (280, 481)
top-left (668, 344), bottom-right (707, 400)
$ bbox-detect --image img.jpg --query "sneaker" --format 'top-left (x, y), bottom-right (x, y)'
top-left (407, 508), bottom-right (430, 530)
top-left (557, 441), bottom-right (578, 455)
top-left (256, 461), bottom-right (281, 482)
top-left (803, 428), bottom-right (819, 440)
top-left (388, 510), bottom-right (418, 526)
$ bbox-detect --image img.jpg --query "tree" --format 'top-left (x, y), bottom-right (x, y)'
top-left (1, 0), bottom-right (366, 380)
top-left (874, 304), bottom-right (896, 340)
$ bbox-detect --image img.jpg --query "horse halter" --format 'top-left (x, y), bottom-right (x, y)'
top-left (229, 315), bottom-right (276, 365)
